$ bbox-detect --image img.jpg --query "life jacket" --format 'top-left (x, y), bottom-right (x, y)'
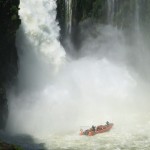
top-left (88, 131), bottom-right (94, 136)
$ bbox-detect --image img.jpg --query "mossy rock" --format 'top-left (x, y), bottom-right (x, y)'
top-left (0, 140), bottom-right (23, 150)
top-left (10, 5), bottom-right (19, 13)
top-left (12, 145), bottom-right (23, 150)
top-left (11, 14), bottom-right (17, 21)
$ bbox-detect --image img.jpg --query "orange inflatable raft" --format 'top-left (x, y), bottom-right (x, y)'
top-left (80, 123), bottom-right (113, 136)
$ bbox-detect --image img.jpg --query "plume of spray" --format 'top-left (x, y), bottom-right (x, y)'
top-left (16, 0), bottom-right (66, 91)
top-left (7, 0), bottom-right (150, 140)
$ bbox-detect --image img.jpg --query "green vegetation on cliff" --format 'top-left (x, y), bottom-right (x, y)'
top-left (0, 140), bottom-right (23, 150)
top-left (0, 0), bottom-right (21, 129)
top-left (57, 0), bottom-right (150, 47)
top-left (57, 0), bottom-right (106, 47)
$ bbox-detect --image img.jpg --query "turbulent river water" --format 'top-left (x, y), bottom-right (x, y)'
top-left (5, 0), bottom-right (150, 149)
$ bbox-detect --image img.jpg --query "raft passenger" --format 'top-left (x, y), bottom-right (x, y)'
top-left (106, 121), bottom-right (109, 126)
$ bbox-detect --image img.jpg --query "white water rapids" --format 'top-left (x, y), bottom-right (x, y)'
top-left (6, 0), bottom-right (150, 149)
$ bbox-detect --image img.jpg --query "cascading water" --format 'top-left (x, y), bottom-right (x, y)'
top-left (135, 0), bottom-right (140, 33)
top-left (107, 0), bottom-right (115, 24)
top-left (65, 0), bottom-right (72, 34)
top-left (15, 0), bottom-right (66, 89)
top-left (6, 0), bottom-right (150, 149)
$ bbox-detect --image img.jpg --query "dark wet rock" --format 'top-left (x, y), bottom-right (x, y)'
top-left (0, 140), bottom-right (23, 150)
top-left (0, 0), bottom-right (21, 129)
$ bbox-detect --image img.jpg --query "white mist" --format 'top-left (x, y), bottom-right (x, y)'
top-left (7, 0), bottom-right (150, 149)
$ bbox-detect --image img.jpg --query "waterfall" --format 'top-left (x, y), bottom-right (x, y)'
top-left (8, 0), bottom-right (136, 137)
top-left (6, 1), bottom-right (150, 149)
top-left (135, 0), bottom-right (140, 34)
top-left (8, 0), bottom-right (67, 135)
top-left (65, 0), bottom-right (72, 34)
top-left (17, 0), bottom-right (65, 68)
top-left (15, 0), bottom-right (66, 88)
top-left (107, 0), bottom-right (115, 24)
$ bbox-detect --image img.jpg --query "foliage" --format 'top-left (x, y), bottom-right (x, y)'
top-left (0, 140), bottom-right (23, 150)
top-left (0, 0), bottom-right (20, 130)
top-left (92, 0), bottom-right (103, 18)
top-left (71, 0), bottom-right (105, 23)
top-left (11, 14), bottom-right (17, 21)
top-left (10, 5), bottom-right (18, 14)
top-left (12, 145), bottom-right (23, 150)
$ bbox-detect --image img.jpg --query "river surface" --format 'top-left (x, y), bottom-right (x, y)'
top-left (33, 113), bottom-right (150, 150)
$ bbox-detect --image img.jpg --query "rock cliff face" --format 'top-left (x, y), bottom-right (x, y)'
top-left (57, 0), bottom-right (150, 48)
top-left (56, 0), bottom-right (106, 47)
top-left (56, 0), bottom-right (106, 33)
top-left (0, 0), bottom-right (21, 129)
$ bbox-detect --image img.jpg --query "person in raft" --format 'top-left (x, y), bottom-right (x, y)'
top-left (106, 121), bottom-right (110, 126)
top-left (91, 125), bottom-right (96, 132)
